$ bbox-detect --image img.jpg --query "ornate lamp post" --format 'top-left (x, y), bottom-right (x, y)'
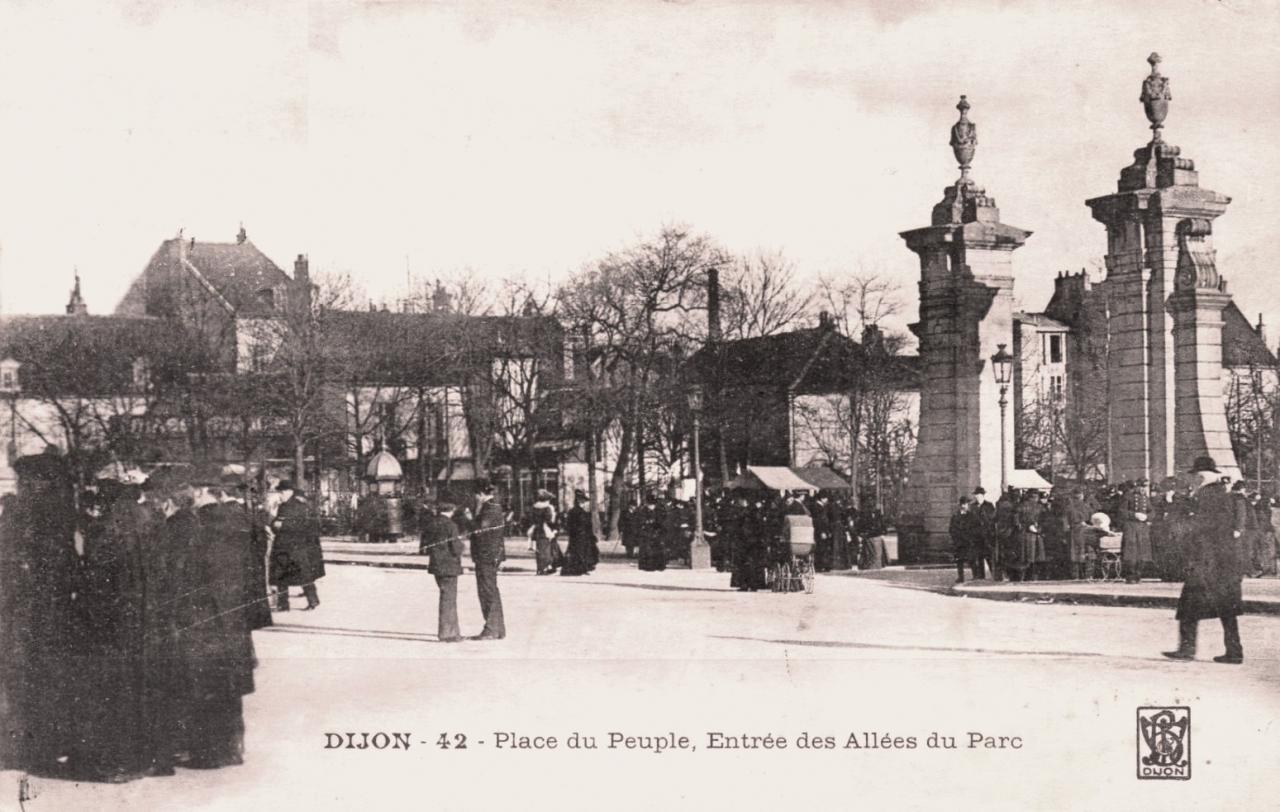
top-left (990, 344), bottom-right (1014, 494)
top-left (687, 384), bottom-right (711, 569)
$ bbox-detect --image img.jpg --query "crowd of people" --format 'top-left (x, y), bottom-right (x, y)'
top-left (948, 470), bottom-right (1280, 585)
top-left (619, 489), bottom-right (890, 590)
top-left (0, 449), bottom-right (322, 783)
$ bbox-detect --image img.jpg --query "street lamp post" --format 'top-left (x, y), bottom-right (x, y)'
top-left (687, 384), bottom-right (711, 569)
top-left (990, 343), bottom-right (1014, 494)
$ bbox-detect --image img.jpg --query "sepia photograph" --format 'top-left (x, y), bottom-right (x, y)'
top-left (0, 1), bottom-right (1277, 809)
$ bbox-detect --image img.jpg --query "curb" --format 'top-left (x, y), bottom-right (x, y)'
top-left (949, 585), bottom-right (1280, 616)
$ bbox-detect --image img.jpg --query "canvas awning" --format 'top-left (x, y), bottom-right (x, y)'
top-left (791, 466), bottom-right (852, 491)
top-left (1008, 468), bottom-right (1053, 490)
top-left (726, 466), bottom-right (817, 492)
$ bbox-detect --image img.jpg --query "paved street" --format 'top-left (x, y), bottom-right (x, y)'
top-left (4, 561), bottom-right (1278, 811)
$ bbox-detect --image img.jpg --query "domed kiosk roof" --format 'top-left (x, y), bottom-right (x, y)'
top-left (365, 450), bottom-right (403, 481)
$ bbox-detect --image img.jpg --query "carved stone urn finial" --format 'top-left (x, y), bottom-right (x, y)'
top-left (1140, 52), bottom-right (1171, 143)
top-left (949, 95), bottom-right (977, 182)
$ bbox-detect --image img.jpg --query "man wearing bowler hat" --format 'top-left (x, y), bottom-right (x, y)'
top-left (1163, 456), bottom-right (1246, 664)
top-left (269, 479), bottom-right (324, 611)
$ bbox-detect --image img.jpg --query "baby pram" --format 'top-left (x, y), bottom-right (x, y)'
top-left (1084, 512), bottom-right (1123, 582)
top-left (768, 514), bottom-right (816, 594)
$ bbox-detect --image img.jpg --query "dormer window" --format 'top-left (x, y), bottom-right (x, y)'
top-left (257, 288), bottom-right (275, 309)
top-left (0, 358), bottom-right (21, 393)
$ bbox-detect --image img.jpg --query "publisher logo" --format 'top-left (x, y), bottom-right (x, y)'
top-left (1136, 706), bottom-right (1190, 780)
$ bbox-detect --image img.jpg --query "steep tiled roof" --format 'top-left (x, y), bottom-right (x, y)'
top-left (116, 235), bottom-right (293, 317)
top-left (1223, 301), bottom-right (1277, 369)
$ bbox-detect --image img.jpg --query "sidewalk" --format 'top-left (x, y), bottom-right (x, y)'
top-left (951, 577), bottom-right (1280, 615)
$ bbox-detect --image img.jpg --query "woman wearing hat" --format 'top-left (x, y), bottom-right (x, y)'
top-left (527, 489), bottom-right (562, 575)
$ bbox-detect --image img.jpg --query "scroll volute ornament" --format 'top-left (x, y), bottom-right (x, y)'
top-left (1174, 218), bottom-right (1220, 292)
top-left (950, 95), bottom-right (977, 181)
top-left (1140, 52), bottom-right (1171, 141)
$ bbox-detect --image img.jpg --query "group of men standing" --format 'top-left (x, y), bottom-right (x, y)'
top-left (619, 490), bottom-right (889, 587)
top-left (0, 452), bottom-right (298, 782)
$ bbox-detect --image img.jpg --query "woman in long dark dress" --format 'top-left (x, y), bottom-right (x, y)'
top-left (560, 491), bottom-right (598, 576)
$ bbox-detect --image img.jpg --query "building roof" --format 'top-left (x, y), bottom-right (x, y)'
top-left (0, 314), bottom-right (195, 395)
top-left (1223, 300), bottom-right (1277, 369)
top-left (690, 325), bottom-right (919, 394)
top-left (1014, 311), bottom-right (1071, 331)
top-left (323, 309), bottom-right (565, 386)
top-left (117, 233), bottom-right (294, 317)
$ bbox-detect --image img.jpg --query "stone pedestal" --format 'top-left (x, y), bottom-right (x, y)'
top-left (898, 178), bottom-right (1030, 563)
top-left (689, 537), bottom-right (712, 570)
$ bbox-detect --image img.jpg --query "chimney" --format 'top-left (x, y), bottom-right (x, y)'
top-left (818, 310), bottom-right (835, 331)
top-left (294, 254), bottom-right (309, 283)
top-left (707, 266), bottom-right (722, 343)
top-left (1258, 313), bottom-right (1268, 348)
top-left (236, 223), bottom-right (248, 244)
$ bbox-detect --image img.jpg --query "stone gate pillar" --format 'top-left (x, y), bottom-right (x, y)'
top-left (1086, 54), bottom-right (1238, 482)
top-left (897, 96), bottom-right (1031, 564)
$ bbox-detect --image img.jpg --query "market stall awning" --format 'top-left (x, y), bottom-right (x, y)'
top-left (726, 466), bottom-right (817, 491)
top-left (1008, 468), bottom-right (1053, 490)
top-left (791, 465), bottom-right (852, 491)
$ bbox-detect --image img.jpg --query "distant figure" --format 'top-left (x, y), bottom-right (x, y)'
top-left (422, 502), bottom-right (464, 642)
top-left (528, 489), bottom-right (561, 575)
top-left (469, 481), bottom-right (507, 640)
top-left (560, 490), bottom-right (599, 576)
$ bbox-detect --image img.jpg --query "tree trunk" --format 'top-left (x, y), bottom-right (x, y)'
top-left (587, 422), bottom-right (602, 539)
top-left (294, 438), bottom-right (306, 489)
top-left (607, 421), bottom-right (634, 540)
top-left (848, 392), bottom-right (861, 506)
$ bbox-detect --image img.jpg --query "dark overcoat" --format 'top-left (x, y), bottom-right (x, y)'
top-left (1064, 498), bottom-right (1091, 563)
top-left (1176, 482), bottom-right (1245, 620)
top-left (469, 499), bottom-right (507, 566)
top-left (422, 513), bottom-right (464, 576)
top-left (1120, 487), bottom-right (1153, 566)
top-left (949, 508), bottom-right (973, 559)
top-left (270, 495), bottom-right (325, 586)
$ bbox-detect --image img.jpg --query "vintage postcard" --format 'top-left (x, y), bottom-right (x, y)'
top-left (0, 1), bottom-right (1277, 810)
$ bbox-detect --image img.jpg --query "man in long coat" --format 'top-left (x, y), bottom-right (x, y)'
top-left (971, 487), bottom-right (997, 580)
top-left (1063, 488), bottom-right (1091, 580)
top-left (1163, 457), bottom-right (1246, 664)
top-left (269, 480), bottom-right (324, 611)
top-left (422, 502), bottom-right (464, 641)
top-left (949, 497), bottom-right (975, 583)
top-left (469, 481), bottom-right (507, 639)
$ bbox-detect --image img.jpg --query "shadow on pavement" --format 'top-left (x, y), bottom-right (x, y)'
top-left (711, 634), bottom-right (1110, 659)
top-left (555, 579), bottom-right (732, 594)
top-left (262, 624), bottom-right (442, 644)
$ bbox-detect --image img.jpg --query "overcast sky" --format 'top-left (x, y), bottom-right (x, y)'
top-left (1, 0), bottom-right (1278, 340)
